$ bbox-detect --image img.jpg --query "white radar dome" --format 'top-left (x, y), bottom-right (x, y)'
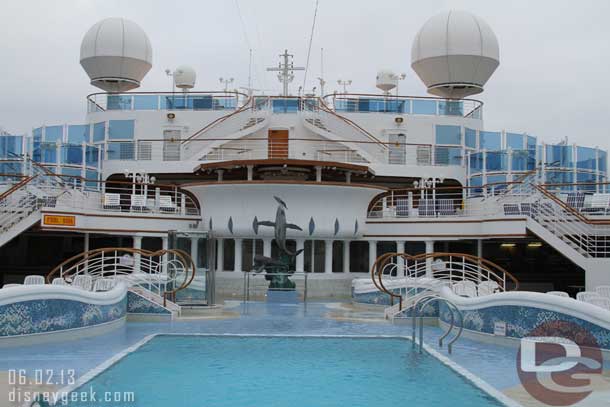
top-left (173, 65), bottom-right (196, 89)
top-left (80, 17), bottom-right (153, 92)
top-left (376, 70), bottom-right (398, 93)
top-left (411, 10), bottom-right (499, 99)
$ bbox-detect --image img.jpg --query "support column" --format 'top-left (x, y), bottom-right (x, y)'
top-left (263, 238), bottom-right (272, 258)
top-left (190, 237), bottom-right (199, 269)
top-left (396, 240), bottom-right (406, 277)
top-left (343, 240), bottom-right (350, 273)
top-left (295, 239), bottom-right (305, 272)
top-left (217, 238), bottom-right (224, 272)
top-left (234, 238), bottom-right (243, 272)
top-left (368, 240), bottom-right (377, 272)
top-left (477, 239), bottom-right (483, 258)
top-left (324, 240), bottom-right (333, 274)
top-left (161, 235), bottom-right (168, 274)
top-left (133, 235), bottom-right (142, 272)
top-left (425, 240), bottom-right (434, 278)
top-left (247, 165), bottom-right (254, 181)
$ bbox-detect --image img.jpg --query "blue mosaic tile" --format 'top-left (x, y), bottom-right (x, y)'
top-left (127, 291), bottom-right (171, 314)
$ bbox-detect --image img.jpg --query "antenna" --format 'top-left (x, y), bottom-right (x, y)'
top-left (266, 49), bottom-right (305, 97)
top-left (317, 47), bottom-right (326, 96)
top-left (248, 49), bottom-right (252, 96)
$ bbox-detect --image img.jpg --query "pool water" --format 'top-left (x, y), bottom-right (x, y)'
top-left (69, 335), bottom-right (503, 407)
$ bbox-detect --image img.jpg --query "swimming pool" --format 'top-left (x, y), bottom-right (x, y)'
top-left (66, 335), bottom-right (505, 407)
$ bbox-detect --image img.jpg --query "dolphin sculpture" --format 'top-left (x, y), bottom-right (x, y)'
top-left (255, 196), bottom-right (303, 257)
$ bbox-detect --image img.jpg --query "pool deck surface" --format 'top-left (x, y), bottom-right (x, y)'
top-left (0, 301), bottom-right (608, 407)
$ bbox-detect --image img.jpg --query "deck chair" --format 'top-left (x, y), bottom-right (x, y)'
top-left (72, 275), bottom-right (93, 291)
top-left (576, 291), bottom-right (603, 302)
top-left (103, 193), bottom-right (121, 211)
top-left (437, 199), bottom-right (455, 216)
top-left (477, 281), bottom-right (500, 296)
top-left (130, 194), bottom-right (148, 212)
top-left (566, 192), bottom-right (585, 211)
top-left (595, 285), bottom-right (610, 299)
top-left (395, 198), bottom-right (409, 217)
top-left (418, 199), bottom-right (435, 217)
top-left (51, 277), bottom-right (67, 286)
top-left (159, 195), bottom-right (177, 213)
top-left (2, 284), bottom-right (21, 289)
top-left (584, 193), bottom-right (610, 214)
top-left (546, 291), bottom-right (570, 298)
top-left (503, 203), bottom-right (520, 216)
top-left (24, 275), bottom-right (45, 285)
top-left (93, 278), bottom-right (116, 292)
top-left (453, 280), bottom-right (478, 298)
top-left (585, 297), bottom-right (610, 310)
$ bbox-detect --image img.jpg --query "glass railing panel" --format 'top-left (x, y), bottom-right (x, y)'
top-left (134, 95), bottom-right (159, 110)
top-left (107, 95), bottom-right (133, 110)
top-left (412, 99), bottom-right (437, 115)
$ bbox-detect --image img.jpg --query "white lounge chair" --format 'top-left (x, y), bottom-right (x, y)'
top-left (24, 275), bottom-right (45, 285)
top-left (2, 283), bottom-right (21, 289)
top-left (478, 281), bottom-right (500, 296)
top-left (576, 291), bottom-right (603, 302)
top-left (130, 194), bottom-right (148, 212)
top-left (453, 280), bottom-right (478, 297)
top-left (546, 291), bottom-right (570, 298)
top-left (159, 195), bottom-right (176, 213)
top-left (595, 286), bottom-right (610, 299)
top-left (72, 275), bottom-right (93, 291)
top-left (103, 193), bottom-right (121, 211)
top-left (93, 278), bottom-right (115, 292)
top-left (51, 277), bottom-right (67, 286)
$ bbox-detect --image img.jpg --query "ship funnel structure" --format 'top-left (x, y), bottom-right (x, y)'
top-left (80, 17), bottom-right (153, 92)
top-left (411, 10), bottom-right (499, 98)
top-left (173, 65), bottom-right (196, 90)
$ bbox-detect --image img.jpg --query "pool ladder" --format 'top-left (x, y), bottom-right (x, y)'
top-left (411, 294), bottom-right (463, 354)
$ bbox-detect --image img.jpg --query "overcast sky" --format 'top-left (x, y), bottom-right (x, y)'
top-left (1, 0), bottom-right (609, 151)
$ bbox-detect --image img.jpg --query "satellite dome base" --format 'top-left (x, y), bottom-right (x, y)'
top-left (90, 77), bottom-right (141, 93)
top-left (427, 83), bottom-right (483, 99)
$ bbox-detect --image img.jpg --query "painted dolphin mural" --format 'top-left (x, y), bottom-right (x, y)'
top-left (255, 196), bottom-right (304, 257)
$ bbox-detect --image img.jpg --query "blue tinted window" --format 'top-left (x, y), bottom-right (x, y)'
top-left (108, 120), bottom-right (135, 140)
top-left (506, 133), bottom-right (524, 149)
top-left (469, 175), bottom-right (483, 194)
top-left (511, 150), bottom-right (529, 171)
top-left (0, 135), bottom-right (22, 158)
top-left (272, 99), bottom-right (299, 113)
top-left (479, 131), bottom-right (501, 150)
top-left (36, 143), bottom-right (57, 163)
top-left (486, 151), bottom-right (507, 171)
top-left (161, 95), bottom-right (187, 109)
top-left (107, 95), bottom-right (132, 110)
top-left (465, 128), bottom-right (477, 149)
top-left (106, 142), bottom-right (134, 160)
top-left (68, 124), bottom-right (90, 144)
top-left (438, 100), bottom-right (463, 116)
top-left (470, 152), bottom-right (484, 173)
top-left (0, 162), bottom-right (23, 175)
top-left (545, 145), bottom-right (573, 168)
top-left (527, 135), bottom-right (536, 150)
top-left (213, 97), bottom-right (237, 110)
top-left (45, 126), bottom-right (63, 143)
top-left (189, 95), bottom-right (213, 110)
top-left (33, 127), bottom-right (42, 142)
top-left (85, 170), bottom-right (99, 188)
top-left (61, 145), bottom-right (82, 165)
top-left (487, 175), bottom-right (507, 191)
top-left (435, 146), bottom-right (462, 166)
top-left (412, 100), bottom-right (437, 115)
top-left (61, 167), bottom-right (82, 184)
top-left (546, 171), bottom-right (573, 190)
top-left (576, 146), bottom-right (596, 170)
top-left (93, 122), bottom-right (105, 142)
top-left (86, 146), bottom-right (99, 167)
top-left (599, 151), bottom-right (607, 173)
top-left (134, 95), bottom-right (159, 110)
top-left (435, 125), bottom-right (461, 145)
top-left (576, 172), bottom-right (596, 191)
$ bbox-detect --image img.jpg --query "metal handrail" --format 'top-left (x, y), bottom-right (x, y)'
top-left (46, 247), bottom-right (196, 307)
top-left (412, 294), bottom-right (464, 354)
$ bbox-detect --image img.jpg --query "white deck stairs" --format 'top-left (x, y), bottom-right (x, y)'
top-left (129, 286), bottom-right (181, 318)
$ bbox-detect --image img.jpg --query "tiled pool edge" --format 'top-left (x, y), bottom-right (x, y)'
top-left (56, 333), bottom-right (523, 407)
